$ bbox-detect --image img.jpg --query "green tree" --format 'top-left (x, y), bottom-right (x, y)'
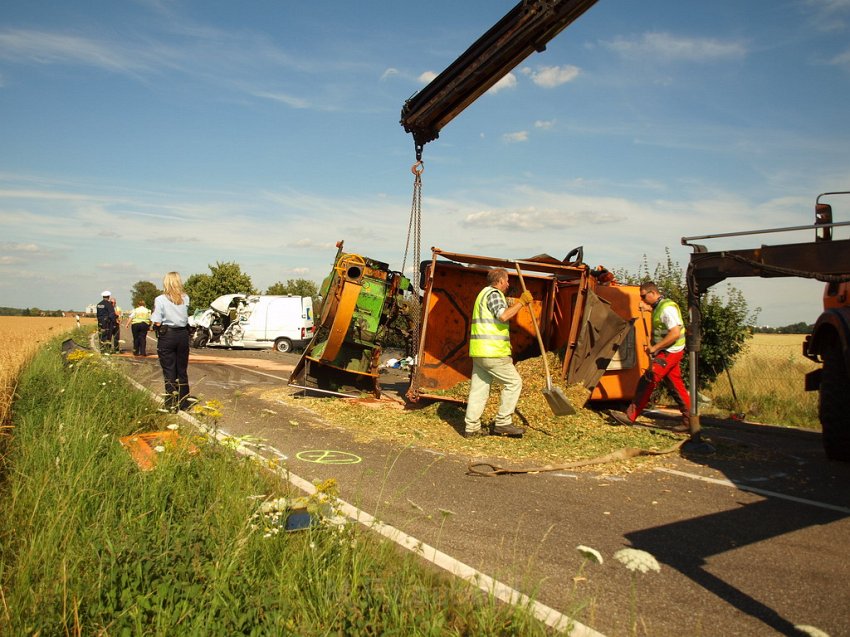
top-left (130, 281), bottom-right (160, 309)
top-left (616, 249), bottom-right (759, 389)
top-left (184, 262), bottom-right (256, 312)
top-left (265, 278), bottom-right (319, 299)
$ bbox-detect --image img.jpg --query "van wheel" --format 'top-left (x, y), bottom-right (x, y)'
top-left (819, 340), bottom-right (850, 461)
top-left (192, 333), bottom-right (209, 348)
top-left (274, 338), bottom-right (293, 353)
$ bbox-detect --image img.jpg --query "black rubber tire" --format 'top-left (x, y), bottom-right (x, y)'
top-left (819, 341), bottom-right (850, 461)
top-left (192, 333), bottom-right (209, 349)
top-left (274, 338), bottom-right (293, 353)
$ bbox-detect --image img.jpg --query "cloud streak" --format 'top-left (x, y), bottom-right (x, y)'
top-left (601, 32), bottom-right (748, 62)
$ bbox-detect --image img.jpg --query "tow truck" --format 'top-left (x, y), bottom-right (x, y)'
top-left (400, 0), bottom-right (850, 461)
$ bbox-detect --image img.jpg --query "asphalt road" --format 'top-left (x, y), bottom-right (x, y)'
top-left (116, 331), bottom-right (850, 637)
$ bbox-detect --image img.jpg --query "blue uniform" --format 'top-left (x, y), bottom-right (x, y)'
top-left (95, 297), bottom-right (117, 352)
top-left (152, 293), bottom-right (191, 412)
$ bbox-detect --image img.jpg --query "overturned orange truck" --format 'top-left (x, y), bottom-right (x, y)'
top-left (407, 247), bottom-right (652, 408)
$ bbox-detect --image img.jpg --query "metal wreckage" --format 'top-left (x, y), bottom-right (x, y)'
top-left (288, 241), bottom-right (653, 410)
top-left (288, 0), bottom-right (653, 409)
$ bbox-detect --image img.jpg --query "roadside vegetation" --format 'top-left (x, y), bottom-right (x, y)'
top-left (0, 331), bottom-right (559, 635)
top-left (0, 316), bottom-right (94, 428)
top-left (703, 333), bottom-right (818, 428)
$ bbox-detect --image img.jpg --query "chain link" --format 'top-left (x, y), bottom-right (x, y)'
top-left (402, 162), bottom-right (423, 362)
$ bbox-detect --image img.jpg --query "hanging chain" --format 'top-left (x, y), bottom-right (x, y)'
top-left (402, 161), bottom-right (424, 363)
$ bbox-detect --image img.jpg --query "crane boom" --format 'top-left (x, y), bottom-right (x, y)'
top-left (400, 0), bottom-right (599, 160)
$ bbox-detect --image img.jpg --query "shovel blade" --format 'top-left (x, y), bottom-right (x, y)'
top-left (542, 386), bottom-right (576, 416)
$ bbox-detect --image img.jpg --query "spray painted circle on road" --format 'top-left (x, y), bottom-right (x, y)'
top-left (296, 450), bottom-right (362, 465)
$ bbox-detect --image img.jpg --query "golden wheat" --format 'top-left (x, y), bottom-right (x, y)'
top-left (0, 316), bottom-right (95, 428)
top-left (707, 333), bottom-right (819, 426)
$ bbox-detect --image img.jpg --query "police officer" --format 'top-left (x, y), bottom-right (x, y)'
top-left (95, 290), bottom-right (117, 353)
top-left (126, 300), bottom-right (152, 356)
top-left (151, 272), bottom-right (192, 412)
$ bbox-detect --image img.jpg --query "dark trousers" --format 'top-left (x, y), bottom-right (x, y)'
top-left (98, 322), bottom-right (115, 352)
top-left (157, 327), bottom-right (190, 411)
top-left (131, 323), bottom-right (150, 356)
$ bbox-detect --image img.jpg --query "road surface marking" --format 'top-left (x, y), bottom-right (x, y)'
top-left (120, 372), bottom-right (604, 637)
top-left (655, 468), bottom-right (850, 514)
top-left (296, 450), bottom-right (362, 465)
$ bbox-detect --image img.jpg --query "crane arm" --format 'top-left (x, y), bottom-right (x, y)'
top-left (400, 0), bottom-right (599, 160)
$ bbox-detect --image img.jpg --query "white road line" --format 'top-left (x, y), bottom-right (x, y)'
top-left (121, 373), bottom-right (603, 637)
top-left (230, 364), bottom-right (290, 381)
top-left (655, 467), bottom-right (850, 514)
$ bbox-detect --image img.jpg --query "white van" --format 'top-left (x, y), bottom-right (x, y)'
top-left (189, 294), bottom-right (314, 353)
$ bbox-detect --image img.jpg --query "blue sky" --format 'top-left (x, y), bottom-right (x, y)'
top-left (1, 0), bottom-right (848, 325)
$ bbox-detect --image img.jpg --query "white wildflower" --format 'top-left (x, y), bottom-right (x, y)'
top-left (795, 626), bottom-right (830, 637)
top-left (153, 445), bottom-right (165, 453)
top-left (614, 548), bottom-right (660, 573)
top-left (166, 423), bottom-right (179, 430)
top-left (576, 545), bottom-right (603, 564)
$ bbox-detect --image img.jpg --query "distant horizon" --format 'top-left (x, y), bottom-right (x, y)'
top-left (2, 1), bottom-right (848, 326)
top-left (0, 304), bottom-right (817, 331)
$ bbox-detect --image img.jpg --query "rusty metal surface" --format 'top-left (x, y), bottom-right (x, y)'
top-left (409, 248), bottom-right (651, 404)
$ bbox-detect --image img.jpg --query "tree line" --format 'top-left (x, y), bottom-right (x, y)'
top-left (128, 261), bottom-right (319, 315)
top-left (0, 307), bottom-right (70, 317)
top-left (753, 322), bottom-right (813, 334)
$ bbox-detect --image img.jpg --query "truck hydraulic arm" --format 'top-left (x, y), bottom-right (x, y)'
top-left (400, 0), bottom-right (599, 161)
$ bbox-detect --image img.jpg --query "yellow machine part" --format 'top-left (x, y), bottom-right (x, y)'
top-left (320, 280), bottom-right (362, 363)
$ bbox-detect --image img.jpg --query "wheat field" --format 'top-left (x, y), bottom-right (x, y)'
top-left (706, 333), bottom-right (820, 427)
top-left (1, 316), bottom-right (95, 428)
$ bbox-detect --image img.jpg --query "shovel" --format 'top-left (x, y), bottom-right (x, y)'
top-left (514, 264), bottom-right (575, 416)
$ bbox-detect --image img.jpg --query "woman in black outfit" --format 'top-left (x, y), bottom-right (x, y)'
top-left (151, 272), bottom-right (191, 412)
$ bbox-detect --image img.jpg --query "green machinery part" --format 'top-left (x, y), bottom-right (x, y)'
top-left (288, 241), bottom-right (410, 397)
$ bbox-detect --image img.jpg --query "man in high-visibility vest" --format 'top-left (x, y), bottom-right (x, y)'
top-left (610, 281), bottom-right (691, 433)
top-left (126, 300), bottom-right (153, 356)
top-left (463, 268), bottom-right (533, 438)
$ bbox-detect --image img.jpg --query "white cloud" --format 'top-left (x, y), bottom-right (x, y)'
top-left (534, 119), bottom-right (556, 130)
top-left (806, 0), bottom-right (850, 30)
top-left (418, 70), bottom-right (437, 84)
top-left (380, 67), bottom-right (399, 81)
top-left (0, 29), bottom-right (149, 71)
top-left (601, 32), bottom-right (747, 62)
top-left (526, 64), bottom-right (580, 88)
top-left (0, 241), bottom-right (41, 252)
top-left (830, 48), bottom-right (850, 67)
top-left (502, 131), bottom-right (528, 143)
top-left (487, 72), bottom-right (516, 94)
top-left (251, 90), bottom-right (312, 109)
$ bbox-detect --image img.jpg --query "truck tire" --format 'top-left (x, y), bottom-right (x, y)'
top-left (819, 342), bottom-right (850, 461)
top-left (274, 338), bottom-right (293, 353)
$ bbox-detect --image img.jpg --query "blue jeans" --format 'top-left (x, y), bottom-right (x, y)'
top-left (464, 357), bottom-right (522, 432)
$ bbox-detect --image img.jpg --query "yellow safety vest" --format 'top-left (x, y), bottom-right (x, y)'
top-left (131, 306), bottom-right (152, 324)
top-left (469, 286), bottom-right (511, 358)
top-left (652, 298), bottom-right (686, 349)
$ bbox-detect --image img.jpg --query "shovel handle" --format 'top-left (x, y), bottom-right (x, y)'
top-left (514, 264), bottom-right (552, 388)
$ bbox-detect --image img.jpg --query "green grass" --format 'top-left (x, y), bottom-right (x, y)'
top-left (0, 334), bottom-right (561, 635)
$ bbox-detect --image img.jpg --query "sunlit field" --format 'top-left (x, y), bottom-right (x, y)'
top-left (706, 333), bottom-right (820, 428)
top-left (1, 316), bottom-right (95, 427)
